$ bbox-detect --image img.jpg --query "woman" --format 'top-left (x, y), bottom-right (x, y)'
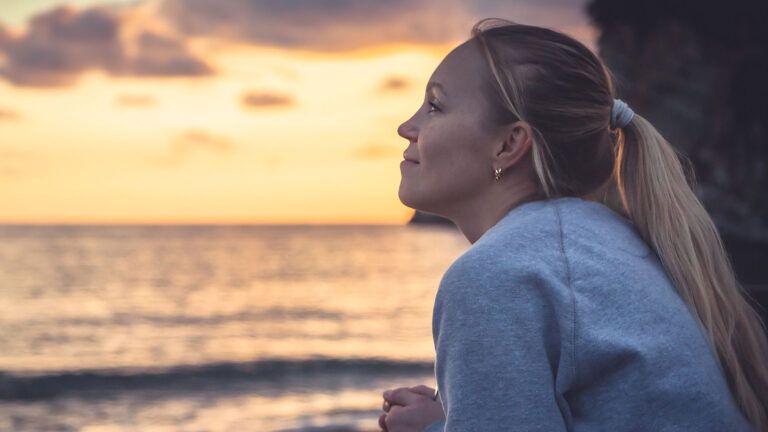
top-left (379, 18), bottom-right (768, 432)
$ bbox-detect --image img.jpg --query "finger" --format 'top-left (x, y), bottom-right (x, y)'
top-left (382, 387), bottom-right (406, 398)
top-left (384, 405), bottom-right (404, 430)
top-left (381, 387), bottom-right (399, 400)
top-left (378, 413), bottom-right (388, 431)
top-left (407, 384), bottom-right (436, 397)
top-left (383, 387), bottom-right (421, 406)
top-left (382, 399), bottom-right (391, 412)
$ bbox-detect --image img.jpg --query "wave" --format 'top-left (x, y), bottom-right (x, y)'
top-left (0, 357), bottom-right (434, 401)
top-left (8, 307), bottom-right (350, 328)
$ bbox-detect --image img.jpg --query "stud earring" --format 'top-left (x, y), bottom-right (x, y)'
top-left (494, 167), bottom-right (503, 181)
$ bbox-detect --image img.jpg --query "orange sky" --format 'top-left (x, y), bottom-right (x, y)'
top-left (0, 0), bottom-right (596, 224)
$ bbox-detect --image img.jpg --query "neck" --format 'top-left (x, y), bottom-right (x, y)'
top-left (449, 182), bottom-right (542, 244)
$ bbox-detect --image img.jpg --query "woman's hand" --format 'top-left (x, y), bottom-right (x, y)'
top-left (378, 384), bottom-right (445, 432)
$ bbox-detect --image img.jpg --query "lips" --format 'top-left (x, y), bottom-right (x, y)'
top-left (402, 154), bottom-right (420, 164)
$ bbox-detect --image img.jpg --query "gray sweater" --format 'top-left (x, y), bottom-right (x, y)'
top-left (423, 196), bottom-right (752, 431)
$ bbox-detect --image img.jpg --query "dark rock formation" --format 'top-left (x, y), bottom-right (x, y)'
top-left (408, 210), bottom-right (456, 226)
top-left (587, 0), bottom-right (768, 241)
top-left (587, 0), bottom-right (768, 322)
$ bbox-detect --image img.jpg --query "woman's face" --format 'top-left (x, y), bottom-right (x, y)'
top-left (397, 40), bottom-right (503, 216)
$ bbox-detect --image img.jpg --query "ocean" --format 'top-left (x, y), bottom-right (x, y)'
top-left (0, 224), bottom-right (469, 431)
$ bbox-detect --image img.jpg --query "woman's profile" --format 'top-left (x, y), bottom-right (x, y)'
top-left (378, 18), bottom-right (768, 432)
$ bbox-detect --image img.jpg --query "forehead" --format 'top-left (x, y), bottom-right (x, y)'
top-left (429, 40), bottom-right (487, 97)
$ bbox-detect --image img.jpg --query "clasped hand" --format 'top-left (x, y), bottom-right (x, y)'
top-left (378, 384), bottom-right (445, 432)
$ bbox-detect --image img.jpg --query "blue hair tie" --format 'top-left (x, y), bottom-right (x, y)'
top-left (611, 98), bottom-right (634, 129)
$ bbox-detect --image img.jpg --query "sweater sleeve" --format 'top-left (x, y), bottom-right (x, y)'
top-left (430, 252), bottom-right (572, 431)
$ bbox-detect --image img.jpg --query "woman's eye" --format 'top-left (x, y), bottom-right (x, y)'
top-left (428, 101), bottom-right (439, 113)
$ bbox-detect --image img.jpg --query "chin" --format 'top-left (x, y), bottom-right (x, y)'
top-left (399, 185), bottom-right (441, 216)
top-left (399, 182), bottom-right (429, 209)
top-left (397, 185), bottom-right (417, 210)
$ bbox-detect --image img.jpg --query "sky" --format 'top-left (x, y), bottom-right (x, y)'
top-left (0, 0), bottom-right (596, 224)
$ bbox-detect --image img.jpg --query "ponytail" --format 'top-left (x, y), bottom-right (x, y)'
top-left (613, 114), bottom-right (768, 431)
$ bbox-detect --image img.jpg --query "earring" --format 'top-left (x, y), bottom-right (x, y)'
top-left (494, 167), bottom-right (503, 181)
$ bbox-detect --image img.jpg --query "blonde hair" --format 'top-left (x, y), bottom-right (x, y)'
top-left (470, 18), bottom-right (768, 430)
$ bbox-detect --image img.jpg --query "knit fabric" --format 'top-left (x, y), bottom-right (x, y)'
top-left (423, 196), bottom-right (752, 432)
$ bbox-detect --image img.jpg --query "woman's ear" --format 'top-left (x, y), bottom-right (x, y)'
top-left (497, 120), bottom-right (533, 168)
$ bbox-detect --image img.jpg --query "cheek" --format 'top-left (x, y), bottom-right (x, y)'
top-left (425, 121), bottom-right (487, 166)
top-left (421, 117), bottom-right (474, 155)
top-left (421, 143), bottom-right (486, 185)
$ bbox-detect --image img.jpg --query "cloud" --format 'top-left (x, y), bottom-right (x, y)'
top-left (351, 142), bottom-right (402, 160)
top-left (0, 4), bottom-right (213, 87)
top-left (172, 129), bottom-right (233, 154)
top-left (150, 129), bottom-right (235, 167)
top-left (0, 108), bottom-right (21, 120)
top-left (115, 93), bottom-right (157, 107)
top-left (378, 76), bottom-right (411, 93)
top-left (0, 0), bottom-right (595, 86)
top-left (158, 0), bottom-right (594, 52)
top-left (0, 6), bottom-right (123, 86)
top-left (466, 0), bottom-right (589, 22)
top-left (0, 22), bottom-right (10, 50)
top-left (127, 30), bottom-right (212, 77)
top-left (465, 0), bottom-right (596, 51)
top-left (159, 0), bottom-right (470, 52)
top-left (240, 90), bottom-right (295, 109)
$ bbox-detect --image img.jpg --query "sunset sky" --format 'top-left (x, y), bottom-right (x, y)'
top-left (0, 0), bottom-right (595, 224)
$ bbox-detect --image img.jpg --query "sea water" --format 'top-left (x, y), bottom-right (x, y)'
top-left (0, 223), bottom-right (467, 431)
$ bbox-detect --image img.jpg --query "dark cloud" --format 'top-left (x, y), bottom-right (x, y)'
top-left (0, 23), bottom-right (10, 50)
top-left (0, 6), bottom-right (123, 86)
top-left (159, 0), bottom-right (470, 52)
top-left (158, 0), bottom-right (593, 51)
top-left (240, 90), bottom-right (294, 109)
top-left (0, 0), bottom-right (593, 86)
top-left (115, 94), bottom-right (156, 107)
top-left (467, 0), bottom-right (588, 16)
top-left (0, 5), bottom-right (213, 87)
top-left (128, 31), bottom-right (212, 77)
top-left (464, 0), bottom-right (595, 50)
top-left (379, 76), bottom-right (410, 93)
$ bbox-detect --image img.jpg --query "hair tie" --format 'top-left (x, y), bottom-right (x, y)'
top-left (610, 98), bottom-right (634, 129)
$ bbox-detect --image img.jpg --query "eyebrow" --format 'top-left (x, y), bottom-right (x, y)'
top-left (427, 81), bottom-right (447, 97)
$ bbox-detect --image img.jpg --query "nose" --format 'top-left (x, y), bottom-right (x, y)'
top-left (397, 115), bottom-right (418, 142)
